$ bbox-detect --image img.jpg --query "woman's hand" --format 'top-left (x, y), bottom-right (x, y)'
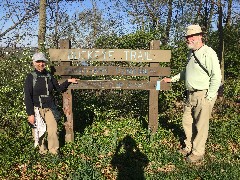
top-left (68, 78), bottom-right (79, 84)
top-left (28, 115), bottom-right (35, 125)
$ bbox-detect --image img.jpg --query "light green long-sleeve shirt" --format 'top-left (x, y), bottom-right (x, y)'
top-left (171, 45), bottom-right (222, 100)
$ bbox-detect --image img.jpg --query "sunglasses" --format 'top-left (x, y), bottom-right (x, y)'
top-left (35, 60), bottom-right (46, 63)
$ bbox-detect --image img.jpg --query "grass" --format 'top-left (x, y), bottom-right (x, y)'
top-left (0, 97), bottom-right (239, 179)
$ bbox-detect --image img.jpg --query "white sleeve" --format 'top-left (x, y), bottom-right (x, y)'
top-left (171, 70), bottom-right (185, 82)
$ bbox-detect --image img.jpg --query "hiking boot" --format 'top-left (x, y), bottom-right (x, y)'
top-left (39, 149), bottom-right (48, 155)
top-left (39, 146), bottom-right (48, 155)
top-left (186, 153), bottom-right (204, 163)
top-left (178, 148), bottom-right (190, 156)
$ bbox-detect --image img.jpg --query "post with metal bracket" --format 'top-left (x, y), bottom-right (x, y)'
top-left (148, 40), bottom-right (160, 134)
top-left (59, 39), bottom-right (74, 142)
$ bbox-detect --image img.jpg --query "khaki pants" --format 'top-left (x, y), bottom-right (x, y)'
top-left (32, 108), bottom-right (59, 154)
top-left (182, 90), bottom-right (216, 156)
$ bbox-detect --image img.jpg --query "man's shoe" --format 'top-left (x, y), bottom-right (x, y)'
top-left (49, 148), bottom-right (59, 155)
top-left (186, 153), bottom-right (204, 163)
top-left (178, 148), bottom-right (190, 156)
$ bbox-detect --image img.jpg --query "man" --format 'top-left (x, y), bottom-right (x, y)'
top-left (163, 24), bottom-right (222, 163)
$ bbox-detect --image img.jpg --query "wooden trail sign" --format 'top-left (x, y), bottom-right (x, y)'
top-left (51, 40), bottom-right (171, 142)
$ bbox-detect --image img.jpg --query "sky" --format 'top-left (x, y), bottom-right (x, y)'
top-left (0, 0), bottom-right (134, 47)
top-left (1, 0), bottom-right (239, 48)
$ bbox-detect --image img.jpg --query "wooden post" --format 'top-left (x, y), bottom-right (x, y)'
top-left (59, 39), bottom-right (74, 142)
top-left (148, 40), bottom-right (160, 133)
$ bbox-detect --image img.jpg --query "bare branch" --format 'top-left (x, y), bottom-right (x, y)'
top-left (0, 9), bottom-right (39, 39)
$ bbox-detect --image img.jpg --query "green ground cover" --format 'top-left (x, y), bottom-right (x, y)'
top-left (0, 91), bottom-right (239, 179)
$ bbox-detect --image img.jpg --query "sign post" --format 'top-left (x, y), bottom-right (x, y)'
top-left (149, 40), bottom-right (161, 133)
top-left (59, 39), bottom-right (74, 142)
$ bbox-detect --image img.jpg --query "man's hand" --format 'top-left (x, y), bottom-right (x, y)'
top-left (28, 115), bottom-right (35, 125)
top-left (162, 77), bottom-right (172, 83)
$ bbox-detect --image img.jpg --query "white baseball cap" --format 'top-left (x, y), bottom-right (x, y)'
top-left (32, 52), bottom-right (48, 62)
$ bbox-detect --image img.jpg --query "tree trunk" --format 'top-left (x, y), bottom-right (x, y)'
top-left (203, 0), bottom-right (214, 42)
top-left (218, 0), bottom-right (224, 98)
top-left (195, 0), bottom-right (202, 24)
top-left (142, 0), bottom-right (158, 30)
top-left (38, 0), bottom-right (47, 50)
top-left (54, 0), bottom-right (59, 49)
top-left (225, 0), bottom-right (232, 27)
top-left (163, 0), bottom-right (172, 46)
top-left (206, 0), bottom-right (215, 33)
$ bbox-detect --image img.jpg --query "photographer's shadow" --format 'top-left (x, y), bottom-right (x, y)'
top-left (111, 135), bottom-right (149, 180)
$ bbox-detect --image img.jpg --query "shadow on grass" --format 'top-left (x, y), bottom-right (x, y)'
top-left (158, 114), bottom-right (186, 147)
top-left (58, 96), bottom-right (94, 147)
top-left (59, 124), bottom-right (66, 148)
top-left (136, 103), bottom-right (186, 148)
top-left (71, 90), bottom-right (95, 135)
top-left (111, 135), bottom-right (149, 180)
top-left (71, 89), bottom-right (150, 136)
top-left (73, 108), bottom-right (94, 134)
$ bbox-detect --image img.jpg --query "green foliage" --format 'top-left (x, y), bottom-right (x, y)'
top-left (1, 104), bottom-right (239, 179)
top-left (0, 50), bottom-right (33, 133)
top-left (95, 30), bottom-right (163, 50)
top-left (223, 25), bottom-right (240, 79)
top-left (207, 24), bottom-right (240, 79)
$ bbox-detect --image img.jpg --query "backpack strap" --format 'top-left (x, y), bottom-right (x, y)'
top-left (31, 71), bottom-right (52, 108)
top-left (31, 71), bottom-right (52, 89)
top-left (31, 71), bottom-right (38, 89)
top-left (44, 73), bottom-right (51, 96)
top-left (192, 51), bottom-right (210, 77)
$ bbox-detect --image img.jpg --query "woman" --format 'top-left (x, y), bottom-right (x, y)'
top-left (24, 52), bottom-right (78, 154)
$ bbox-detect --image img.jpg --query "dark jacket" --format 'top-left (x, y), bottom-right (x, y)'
top-left (24, 69), bottom-right (71, 116)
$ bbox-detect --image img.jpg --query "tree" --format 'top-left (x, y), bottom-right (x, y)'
top-left (0, 0), bottom-right (39, 47)
top-left (113, 0), bottom-right (170, 43)
top-left (38, 0), bottom-right (47, 50)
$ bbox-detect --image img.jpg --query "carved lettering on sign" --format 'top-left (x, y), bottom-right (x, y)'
top-left (49, 49), bottom-right (171, 62)
top-left (116, 67), bottom-right (149, 75)
top-left (67, 80), bottom-right (170, 90)
top-left (67, 50), bottom-right (154, 61)
top-left (124, 50), bottom-right (153, 61)
top-left (53, 66), bottom-right (170, 76)
top-left (68, 50), bottom-right (115, 61)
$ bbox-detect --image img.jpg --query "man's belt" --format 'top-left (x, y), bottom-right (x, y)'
top-left (188, 89), bottom-right (206, 93)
